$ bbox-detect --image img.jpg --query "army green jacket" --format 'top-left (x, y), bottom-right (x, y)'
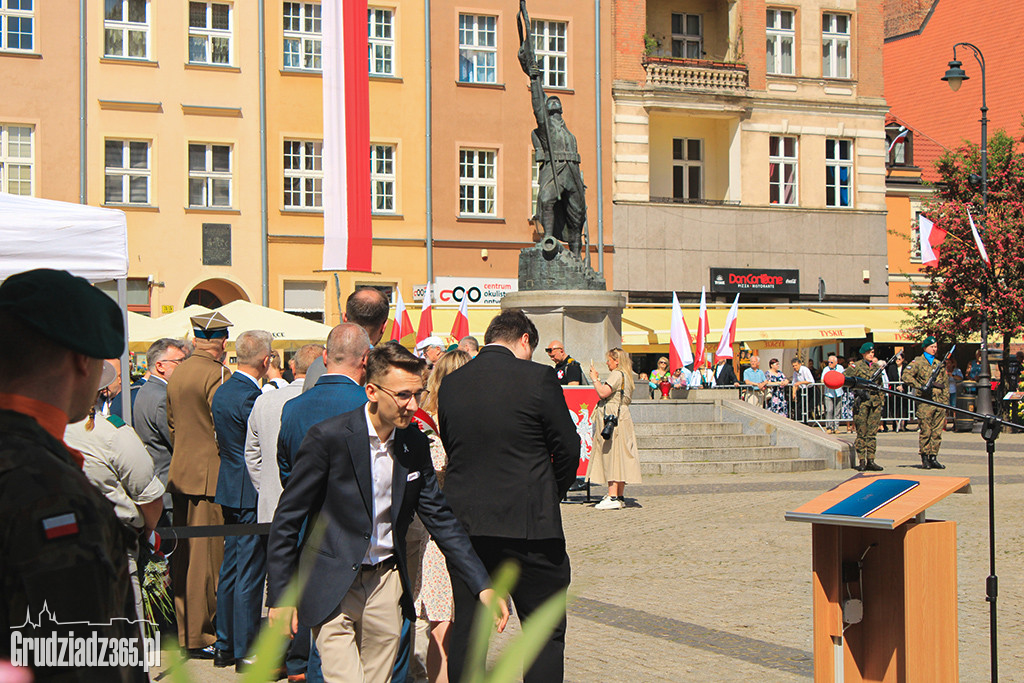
top-left (903, 354), bottom-right (950, 404)
top-left (0, 409), bottom-right (145, 682)
top-left (845, 359), bottom-right (883, 408)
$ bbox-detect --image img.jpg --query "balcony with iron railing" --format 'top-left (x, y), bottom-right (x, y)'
top-left (644, 56), bottom-right (748, 94)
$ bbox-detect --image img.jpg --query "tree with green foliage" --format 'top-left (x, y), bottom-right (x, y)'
top-left (908, 127), bottom-right (1024, 391)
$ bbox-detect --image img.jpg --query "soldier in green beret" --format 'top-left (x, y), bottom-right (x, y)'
top-left (845, 342), bottom-right (885, 470)
top-left (902, 336), bottom-right (948, 469)
top-left (0, 269), bottom-right (146, 681)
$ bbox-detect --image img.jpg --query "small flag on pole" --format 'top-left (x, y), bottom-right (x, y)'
top-left (669, 292), bottom-right (694, 373)
top-left (715, 294), bottom-right (740, 362)
top-left (390, 290), bottom-right (412, 342)
top-left (695, 287), bottom-right (710, 369)
top-left (451, 294), bottom-right (470, 341)
top-left (887, 127), bottom-right (909, 156)
top-left (416, 283), bottom-right (434, 344)
top-left (967, 207), bottom-right (990, 265)
top-left (918, 215), bottom-right (946, 267)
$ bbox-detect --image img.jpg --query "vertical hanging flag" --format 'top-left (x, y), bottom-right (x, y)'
top-left (695, 287), bottom-right (710, 369)
top-left (966, 208), bottom-right (990, 265)
top-left (917, 215), bottom-right (946, 267)
top-left (886, 127), bottom-right (909, 156)
top-left (669, 292), bottom-right (694, 373)
top-left (451, 294), bottom-right (470, 341)
top-left (390, 290), bottom-right (412, 342)
top-left (321, 0), bottom-right (372, 272)
top-left (416, 283), bottom-right (434, 344)
top-left (715, 294), bottom-right (740, 362)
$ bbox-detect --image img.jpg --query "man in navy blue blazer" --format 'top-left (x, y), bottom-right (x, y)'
top-left (211, 330), bottom-right (272, 670)
top-left (277, 323), bottom-right (371, 485)
top-left (267, 343), bottom-right (507, 682)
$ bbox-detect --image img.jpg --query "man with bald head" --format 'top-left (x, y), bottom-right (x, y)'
top-left (304, 287), bottom-right (390, 391)
top-left (545, 340), bottom-right (582, 385)
top-left (278, 323), bottom-right (371, 483)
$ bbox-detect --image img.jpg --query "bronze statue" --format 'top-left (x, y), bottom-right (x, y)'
top-left (518, 1), bottom-right (587, 261)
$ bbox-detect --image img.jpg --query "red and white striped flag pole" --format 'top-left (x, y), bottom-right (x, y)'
top-left (669, 292), bottom-right (694, 372)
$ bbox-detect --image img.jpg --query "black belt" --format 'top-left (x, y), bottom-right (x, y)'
top-left (361, 557), bottom-right (396, 572)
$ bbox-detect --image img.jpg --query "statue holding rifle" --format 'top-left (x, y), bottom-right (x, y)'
top-left (518, 1), bottom-right (587, 261)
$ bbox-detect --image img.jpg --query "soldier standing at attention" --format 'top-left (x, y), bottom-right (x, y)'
top-left (0, 268), bottom-right (145, 681)
top-left (845, 342), bottom-right (884, 471)
top-left (902, 336), bottom-right (948, 470)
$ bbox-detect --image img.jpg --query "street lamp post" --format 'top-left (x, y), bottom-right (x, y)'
top-left (943, 42), bottom-right (999, 683)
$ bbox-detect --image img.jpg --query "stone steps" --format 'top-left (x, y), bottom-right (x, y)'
top-left (638, 433), bottom-right (772, 450)
top-left (640, 445), bottom-right (800, 463)
top-left (633, 421), bottom-right (742, 436)
top-left (643, 458), bottom-right (829, 476)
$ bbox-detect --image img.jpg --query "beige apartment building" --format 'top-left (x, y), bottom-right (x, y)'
top-left (612, 0), bottom-right (890, 303)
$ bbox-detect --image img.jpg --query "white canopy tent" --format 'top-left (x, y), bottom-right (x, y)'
top-left (0, 193), bottom-right (132, 421)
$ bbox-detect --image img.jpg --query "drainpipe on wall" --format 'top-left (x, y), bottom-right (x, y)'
top-left (594, 0), bottom-right (604, 275)
top-left (425, 0), bottom-right (434, 285)
top-left (258, 0), bottom-right (270, 306)
top-left (79, 0), bottom-right (87, 204)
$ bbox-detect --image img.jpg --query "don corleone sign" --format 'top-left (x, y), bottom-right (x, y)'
top-left (711, 268), bottom-right (799, 294)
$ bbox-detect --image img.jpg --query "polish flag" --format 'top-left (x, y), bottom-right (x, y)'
top-left (450, 294), bottom-right (470, 340)
top-left (321, 0), bottom-right (372, 272)
top-left (918, 215), bottom-right (946, 267)
top-left (886, 127), bottom-right (909, 156)
top-left (42, 513), bottom-right (79, 540)
top-left (967, 207), bottom-right (990, 265)
top-left (416, 283), bottom-right (434, 344)
top-left (669, 292), bottom-right (694, 372)
top-left (715, 294), bottom-right (740, 362)
top-left (390, 290), bottom-right (413, 342)
top-left (695, 287), bottom-right (711, 369)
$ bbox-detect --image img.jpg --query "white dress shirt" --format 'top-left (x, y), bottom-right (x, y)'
top-left (363, 405), bottom-right (395, 565)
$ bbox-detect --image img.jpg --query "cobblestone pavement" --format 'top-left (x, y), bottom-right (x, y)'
top-left (153, 430), bottom-right (1024, 682)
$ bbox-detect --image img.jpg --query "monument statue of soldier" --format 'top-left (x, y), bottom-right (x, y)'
top-left (518, 2), bottom-right (587, 261)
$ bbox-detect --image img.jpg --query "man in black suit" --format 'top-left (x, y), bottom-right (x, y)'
top-left (438, 309), bottom-right (581, 683)
top-left (267, 343), bottom-right (507, 682)
top-left (211, 330), bottom-right (272, 670)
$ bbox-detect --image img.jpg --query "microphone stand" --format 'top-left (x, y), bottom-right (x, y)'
top-left (838, 374), bottom-right (1020, 682)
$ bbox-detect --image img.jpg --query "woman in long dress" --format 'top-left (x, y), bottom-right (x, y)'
top-left (587, 348), bottom-right (643, 510)
top-left (416, 349), bottom-right (471, 682)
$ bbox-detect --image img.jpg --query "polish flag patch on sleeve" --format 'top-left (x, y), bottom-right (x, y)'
top-left (42, 512), bottom-right (79, 540)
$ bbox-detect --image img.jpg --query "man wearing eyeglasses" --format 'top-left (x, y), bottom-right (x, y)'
top-left (268, 343), bottom-right (508, 682)
top-left (133, 337), bottom-right (190, 508)
top-left (545, 340), bottom-right (582, 386)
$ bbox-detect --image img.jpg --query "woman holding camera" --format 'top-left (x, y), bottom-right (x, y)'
top-left (588, 348), bottom-right (642, 510)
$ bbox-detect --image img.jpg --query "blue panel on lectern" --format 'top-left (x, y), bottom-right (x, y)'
top-left (823, 479), bottom-right (919, 517)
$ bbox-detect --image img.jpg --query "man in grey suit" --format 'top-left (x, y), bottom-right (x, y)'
top-left (132, 338), bottom-right (189, 508)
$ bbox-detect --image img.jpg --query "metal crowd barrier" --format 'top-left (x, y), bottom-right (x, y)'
top-left (736, 381), bottom-right (919, 432)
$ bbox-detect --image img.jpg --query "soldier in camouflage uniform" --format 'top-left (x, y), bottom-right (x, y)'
top-left (902, 336), bottom-right (948, 469)
top-left (0, 269), bottom-right (145, 682)
top-left (845, 342), bottom-right (885, 471)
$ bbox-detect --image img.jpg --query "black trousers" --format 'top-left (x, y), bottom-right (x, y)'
top-left (447, 536), bottom-right (571, 683)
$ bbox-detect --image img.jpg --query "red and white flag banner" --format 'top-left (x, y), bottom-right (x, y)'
top-left (322, 0), bottom-right (372, 272)
top-left (416, 283), bottom-right (434, 343)
top-left (966, 207), bottom-right (990, 266)
top-left (715, 294), bottom-right (740, 362)
top-left (390, 290), bottom-right (413, 342)
top-left (669, 292), bottom-right (694, 373)
top-left (451, 294), bottom-right (470, 340)
top-left (695, 287), bottom-right (710, 369)
top-left (918, 215), bottom-right (946, 267)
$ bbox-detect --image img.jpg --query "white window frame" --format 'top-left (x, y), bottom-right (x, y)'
top-left (188, 143), bottom-right (232, 208)
top-left (766, 8), bottom-right (795, 76)
top-left (0, 124), bottom-right (33, 196)
top-left (104, 0), bottom-right (150, 59)
top-left (671, 13), bottom-right (702, 59)
top-left (769, 135), bottom-right (798, 206)
top-left (825, 138), bottom-right (853, 208)
top-left (188, 1), bottom-right (232, 66)
top-left (0, 0), bottom-right (33, 52)
top-left (283, 281), bottom-right (326, 323)
top-left (367, 7), bottom-right (393, 76)
top-left (283, 2), bottom-right (321, 71)
top-left (458, 14), bottom-right (496, 84)
top-left (459, 148), bottom-right (496, 217)
top-left (283, 139), bottom-right (323, 210)
top-left (531, 19), bottom-right (567, 89)
top-left (822, 13), bottom-right (850, 79)
top-left (370, 143), bottom-right (396, 214)
top-left (104, 139), bottom-right (151, 205)
top-left (672, 138), bottom-right (703, 201)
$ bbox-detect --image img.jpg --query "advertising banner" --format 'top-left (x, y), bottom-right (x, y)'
top-left (414, 277), bottom-right (517, 305)
top-left (711, 268), bottom-right (799, 294)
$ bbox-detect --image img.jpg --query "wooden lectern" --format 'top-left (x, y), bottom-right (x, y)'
top-left (786, 474), bottom-right (971, 682)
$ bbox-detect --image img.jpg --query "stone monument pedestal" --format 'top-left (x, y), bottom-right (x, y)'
top-left (501, 290), bottom-right (626, 367)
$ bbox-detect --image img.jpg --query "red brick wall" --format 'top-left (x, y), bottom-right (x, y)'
top-left (741, 0), bottom-right (767, 90)
top-left (613, 0), bottom-right (647, 83)
top-left (857, 0), bottom-right (885, 97)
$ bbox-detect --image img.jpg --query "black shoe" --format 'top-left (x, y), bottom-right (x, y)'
top-left (188, 645), bottom-right (217, 660)
top-left (213, 650), bottom-right (235, 668)
top-left (235, 657), bottom-right (256, 673)
top-left (855, 461), bottom-right (866, 471)
top-left (568, 478), bottom-right (587, 492)
top-left (921, 457), bottom-right (932, 470)
top-left (864, 461), bottom-right (884, 471)
top-left (929, 457), bottom-right (946, 470)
